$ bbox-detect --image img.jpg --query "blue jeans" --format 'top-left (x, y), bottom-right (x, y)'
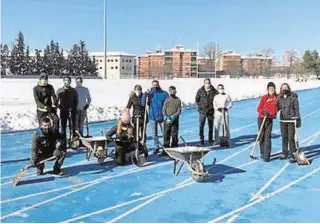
top-left (149, 120), bottom-right (163, 150)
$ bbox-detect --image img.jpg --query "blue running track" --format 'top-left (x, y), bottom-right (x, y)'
top-left (1, 88), bottom-right (320, 223)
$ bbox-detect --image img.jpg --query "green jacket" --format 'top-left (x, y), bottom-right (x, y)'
top-left (162, 96), bottom-right (182, 118)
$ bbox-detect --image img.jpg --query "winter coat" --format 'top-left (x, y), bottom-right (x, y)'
top-left (33, 84), bottom-right (58, 112)
top-left (162, 96), bottom-right (182, 118)
top-left (148, 88), bottom-right (169, 122)
top-left (257, 94), bottom-right (278, 119)
top-left (76, 86), bottom-right (91, 110)
top-left (126, 92), bottom-right (147, 118)
top-left (195, 85), bottom-right (219, 116)
top-left (31, 128), bottom-right (65, 163)
top-left (278, 91), bottom-right (300, 120)
top-left (213, 93), bottom-right (232, 114)
top-left (56, 87), bottom-right (78, 111)
top-left (105, 121), bottom-right (134, 142)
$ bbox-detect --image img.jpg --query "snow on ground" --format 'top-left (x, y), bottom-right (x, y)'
top-left (0, 78), bottom-right (319, 132)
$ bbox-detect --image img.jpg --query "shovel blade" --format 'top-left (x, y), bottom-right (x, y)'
top-left (293, 150), bottom-right (310, 165)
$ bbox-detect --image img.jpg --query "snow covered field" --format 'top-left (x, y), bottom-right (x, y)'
top-left (1, 78), bottom-right (319, 132)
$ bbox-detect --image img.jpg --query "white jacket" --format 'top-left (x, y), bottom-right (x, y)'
top-left (213, 93), bottom-right (232, 113)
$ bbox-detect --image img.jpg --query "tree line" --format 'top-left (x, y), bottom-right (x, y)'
top-left (1, 31), bottom-right (98, 77)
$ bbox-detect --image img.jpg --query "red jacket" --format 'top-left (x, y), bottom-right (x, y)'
top-left (257, 94), bottom-right (278, 119)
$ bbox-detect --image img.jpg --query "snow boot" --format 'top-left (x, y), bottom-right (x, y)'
top-left (36, 168), bottom-right (44, 176)
top-left (52, 167), bottom-right (64, 176)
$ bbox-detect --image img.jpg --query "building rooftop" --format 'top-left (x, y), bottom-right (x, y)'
top-left (220, 50), bottom-right (241, 56)
top-left (89, 52), bottom-right (136, 57)
top-left (241, 55), bottom-right (273, 60)
top-left (165, 45), bottom-right (196, 52)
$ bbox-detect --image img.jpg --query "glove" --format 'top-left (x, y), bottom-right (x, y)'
top-left (164, 116), bottom-right (169, 121)
top-left (84, 104), bottom-right (89, 110)
top-left (53, 149), bottom-right (62, 158)
top-left (295, 118), bottom-right (301, 128)
top-left (170, 115), bottom-right (176, 121)
top-left (223, 107), bottom-right (228, 112)
top-left (218, 108), bottom-right (223, 113)
top-left (262, 111), bottom-right (270, 117)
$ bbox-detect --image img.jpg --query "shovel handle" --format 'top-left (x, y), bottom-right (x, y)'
top-left (250, 116), bottom-right (267, 158)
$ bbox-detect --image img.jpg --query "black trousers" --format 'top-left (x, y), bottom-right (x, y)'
top-left (60, 109), bottom-right (76, 140)
top-left (199, 113), bottom-right (214, 141)
top-left (37, 111), bottom-right (60, 132)
top-left (164, 119), bottom-right (179, 148)
top-left (280, 122), bottom-right (296, 158)
top-left (35, 154), bottom-right (65, 171)
top-left (258, 117), bottom-right (273, 160)
top-left (115, 142), bottom-right (135, 166)
top-left (132, 116), bottom-right (147, 144)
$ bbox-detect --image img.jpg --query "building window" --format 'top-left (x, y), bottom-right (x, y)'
top-left (129, 59), bottom-right (132, 62)
top-left (122, 59), bottom-right (124, 62)
top-left (107, 59), bottom-right (110, 62)
top-left (111, 59), bottom-right (114, 62)
top-left (115, 66), bottom-right (118, 69)
top-left (111, 67), bottom-right (114, 69)
top-left (122, 66), bottom-right (125, 69)
top-left (99, 67), bottom-right (102, 69)
top-left (126, 59), bottom-right (128, 62)
top-left (100, 60), bottom-right (102, 62)
top-left (115, 59), bottom-right (118, 62)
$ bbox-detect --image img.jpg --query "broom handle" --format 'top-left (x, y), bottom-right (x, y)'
top-left (86, 112), bottom-right (90, 136)
top-left (250, 116), bottom-right (267, 157)
top-left (142, 93), bottom-right (149, 144)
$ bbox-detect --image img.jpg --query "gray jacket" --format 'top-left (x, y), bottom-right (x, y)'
top-left (278, 92), bottom-right (300, 120)
top-left (76, 86), bottom-right (91, 110)
top-left (162, 96), bottom-right (182, 118)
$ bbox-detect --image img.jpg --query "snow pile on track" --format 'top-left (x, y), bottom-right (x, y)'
top-left (1, 78), bottom-right (319, 132)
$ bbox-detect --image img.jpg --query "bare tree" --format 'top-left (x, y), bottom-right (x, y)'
top-left (203, 42), bottom-right (221, 72)
top-left (283, 49), bottom-right (298, 79)
top-left (260, 48), bottom-right (274, 77)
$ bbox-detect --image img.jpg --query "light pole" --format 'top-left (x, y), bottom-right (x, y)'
top-left (103, 0), bottom-right (107, 79)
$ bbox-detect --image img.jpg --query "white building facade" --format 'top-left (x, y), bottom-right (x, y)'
top-left (89, 52), bottom-right (137, 79)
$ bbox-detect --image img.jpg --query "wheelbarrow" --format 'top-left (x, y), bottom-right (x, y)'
top-left (160, 139), bottom-right (212, 182)
top-left (76, 131), bottom-right (108, 164)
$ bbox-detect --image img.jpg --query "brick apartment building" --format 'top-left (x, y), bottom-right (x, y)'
top-left (241, 54), bottom-right (273, 76)
top-left (218, 51), bottom-right (242, 72)
top-left (138, 45), bottom-right (197, 78)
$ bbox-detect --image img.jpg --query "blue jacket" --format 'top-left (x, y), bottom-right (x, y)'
top-left (148, 88), bottom-right (168, 122)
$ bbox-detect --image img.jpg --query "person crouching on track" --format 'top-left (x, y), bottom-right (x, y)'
top-left (277, 83), bottom-right (301, 163)
top-left (30, 117), bottom-right (66, 176)
top-left (106, 109), bottom-right (136, 165)
top-left (256, 82), bottom-right (278, 162)
top-left (161, 86), bottom-right (182, 156)
top-left (213, 84), bottom-right (232, 146)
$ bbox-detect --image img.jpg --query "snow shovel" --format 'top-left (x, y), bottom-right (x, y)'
top-left (68, 110), bottom-right (80, 150)
top-left (220, 109), bottom-right (230, 148)
top-left (250, 115), bottom-right (267, 159)
top-left (12, 156), bottom-right (56, 186)
top-left (291, 119), bottom-right (310, 165)
top-left (84, 112), bottom-right (92, 138)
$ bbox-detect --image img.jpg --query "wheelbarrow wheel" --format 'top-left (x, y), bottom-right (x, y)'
top-left (191, 160), bottom-right (206, 182)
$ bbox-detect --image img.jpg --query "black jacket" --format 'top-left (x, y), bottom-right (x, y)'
top-left (126, 92), bottom-right (146, 118)
top-left (278, 91), bottom-right (300, 120)
top-left (31, 128), bottom-right (65, 163)
top-left (195, 85), bottom-right (219, 115)
top-left (56, 87), bottom-right (78, 111)
top-left (33, 84), bottom-right (58, 110)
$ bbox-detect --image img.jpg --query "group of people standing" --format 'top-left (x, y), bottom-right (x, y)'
top-left (30, 74), bottom-right (302, 175)
top-left (257, 82), bottom-right (301, 163)
top-left (31, 73), bottom-right (91, 175)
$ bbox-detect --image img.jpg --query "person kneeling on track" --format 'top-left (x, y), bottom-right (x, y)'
top-left (30, 117), bottom-right (66, 176)
top-left (256, 82), bottom-right (278, 162)
top-left (277, 83), bottom-right (301, 163)
top-left (105, 109), bottom-right (141, 166)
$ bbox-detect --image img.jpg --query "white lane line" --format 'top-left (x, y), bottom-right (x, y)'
top-left (107, 194), bottom-right (164, 223)
top-left (208, 167), bottom-right (320, 223)
top-left (62, 160), bottom-right (259, 223)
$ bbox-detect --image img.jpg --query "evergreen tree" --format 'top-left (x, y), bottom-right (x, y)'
top-left (1, 44), bottom-right (10, 71)
top-left (34, 49), bottom-right (43, 75)
top-left (43, 45), bottom-right (50, 74)
top-left (303, 50), bottom-right (320, 77)
top-left (25, 46), bottom-right (32, 75)
top-left (10, 31), bottom-right (26, 75)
